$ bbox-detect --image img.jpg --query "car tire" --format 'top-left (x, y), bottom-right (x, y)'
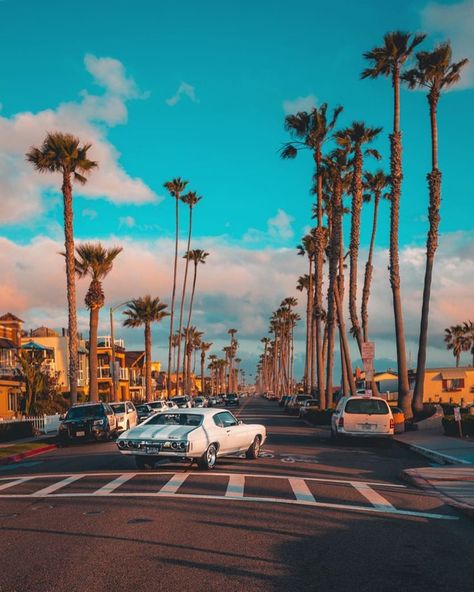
top-left (135, 456), bottom-right (155, 470)
top-left (197, 444), bottom-right (217, 470)
top-left (245, 436), bottom-right (261, 459)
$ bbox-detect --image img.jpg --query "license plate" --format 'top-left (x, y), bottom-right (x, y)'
top-left (75, 430), bottom-right (85, 437)
top-left (359, 424), bottom-right (374, 431)
top-left (146, 446), bottom-right (161, 454)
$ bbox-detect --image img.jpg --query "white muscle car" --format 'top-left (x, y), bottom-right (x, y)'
top-left (116, 408), bottom-right (266, 470)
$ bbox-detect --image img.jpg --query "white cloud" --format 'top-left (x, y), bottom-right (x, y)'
top-left (119, 215), bottom-right (136, 228)
top-left (421, 0), bottom-right (473, 89)
top-left (243, 208), bottom-right (295, 243)
top-left (82, 208), bottom-right (97, 220)
top-left (0, 54), bottom-right (158, 225)
top-left (165, 82), bottom-right (198, 106)
top-left (283, 94), bottom-right (317, 115)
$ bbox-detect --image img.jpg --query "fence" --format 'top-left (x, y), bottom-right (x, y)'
top-left (0, 414), bottom-right (61, 435)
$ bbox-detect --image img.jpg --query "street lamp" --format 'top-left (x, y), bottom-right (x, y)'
top-left (110, 300), bottom-right (132, 401)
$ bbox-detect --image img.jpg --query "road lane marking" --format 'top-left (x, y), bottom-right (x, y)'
top-left (289, 478), bottom-right (316, 503)
top-left (156, 473), bottom-right (189, 495)
top-left (32, 475), bottom-right (84, 496)
top-left (92, 473), bottom-right (136, 495)
top-left (0, 477), bottom-right (35, 491)
top-left (350, 481), bottom-right (395, 511)
top-left (225, 474), bottom-right (245, 498)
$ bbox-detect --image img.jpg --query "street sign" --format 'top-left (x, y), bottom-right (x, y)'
top-left (453, 407), bottom-right (461, 422)
top-left (362, 342), bottom-right (375, 360)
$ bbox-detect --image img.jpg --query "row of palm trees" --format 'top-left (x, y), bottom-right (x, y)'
top-left (257, 32), bottom-right (467, 417)
top-left (444, 322), bottom-right (474, 367)
top-left (207, 329), bottom-right (242, 395)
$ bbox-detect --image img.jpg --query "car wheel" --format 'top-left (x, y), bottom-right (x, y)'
top-left (135, 456), bottom-right (155, 470)
top-left (245, 436), bottom-right (261, 459)
top-left (197, 444), bottom-right (217, 470)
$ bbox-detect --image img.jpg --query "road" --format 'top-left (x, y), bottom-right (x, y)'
top-left (0, 397), bottom-right (472, 592)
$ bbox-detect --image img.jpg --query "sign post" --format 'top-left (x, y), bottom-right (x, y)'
top-left (361, 342), bottom-right (375, 397)
top-left (453, 407), bottom-right (463, 438)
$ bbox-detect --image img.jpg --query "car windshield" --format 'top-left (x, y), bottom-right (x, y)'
top-left (136, 405), bottom-right (149, 412)
top-left (110, 403), bottom-right (126, 413)
top-left (172, 397), bottom-right (188, 405)
top-left (345, 399), bottom-right (389, 415)
top-left (149, 401), bottom-right (164, 409)
top-left (296, 396), bottom-right (311, 402)
top-left (66, 405), bottom-right (105, 419)
top-left (145, 413), bottom-right (202, 427)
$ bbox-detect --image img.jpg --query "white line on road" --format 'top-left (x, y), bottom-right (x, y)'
top-left (289, 478), bottom-right (317, 503)
top-left (92, 473), bottom-right (137, 495)
top-left (156, 473), bottom-right (189, 495)
top-left (225, 474), bottom-right (245, 498)
top-left (32, 475), bottom-right (84, 496)
top-left (350, 481), bottom-right (395, 511)
top-left (0, 477), bottom-right (34, 491)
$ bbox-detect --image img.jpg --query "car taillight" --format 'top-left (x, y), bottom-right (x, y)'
top-left (390, 418), bottom-right (394, 429)
top-left (338, 417), bottom-right (344, 427)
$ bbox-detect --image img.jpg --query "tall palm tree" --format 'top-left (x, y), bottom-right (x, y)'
top-left (361, 170), bottom-right (390, 342)
top-left (403, 43), bottom-right (468, 414)
top-left (199, 341), bottom-right (212, 395)
top-left (296, 275), bottom-right (311, 391)
top-left (26, 132), bottom-right (98, 405)
top-left (463, 321), bottom-right (474, 366)
top-left (164, 177), bottom-right (188, 398)
top-left (362, 31), bottom-right (426, 418)
top-left (182, 249), bottom-right (209, 371)
top-left (176, 191), bottom-right (202, 392)
top-left (73, 243), bottom-right (123, 402)
top-left (297, 234), bottom-right (317, 391)
top-left (282, 104), bottom-right (343, 398)
top-left (444, 325), bottom-right (469, 368)
top-left (335, 122), bottom-right (382, 352)
top-left (123, 296), bottom-right (169, 401)
top-left (227, 329), bottom-right (238, 393)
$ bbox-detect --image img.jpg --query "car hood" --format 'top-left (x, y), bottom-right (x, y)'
top-left (119, 423), bottom-right (198, 440)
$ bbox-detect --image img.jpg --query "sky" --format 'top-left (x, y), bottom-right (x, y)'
top-left (0, 0), bottom-right (473, 380)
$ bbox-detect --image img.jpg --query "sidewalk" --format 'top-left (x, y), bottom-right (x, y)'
top-left (0, 434), bottom-right (57, 465)
top-left (396, 409), bottom-right (474, 519)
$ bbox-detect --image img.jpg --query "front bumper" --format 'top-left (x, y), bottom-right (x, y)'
top-left (117, 439), bottom-right (192, 457)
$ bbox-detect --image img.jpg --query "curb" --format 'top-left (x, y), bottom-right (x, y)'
top-left (394, 439), bottom-right (472, 466)
top-left (0, 444), bottom-right (57, 465)
top-left (402, 469), bottom-right (474, 520)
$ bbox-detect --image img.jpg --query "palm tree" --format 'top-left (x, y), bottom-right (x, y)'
top-left (73, 243), bottom-right (123, 402)
top-left (296, 275), bottom-right (311, 391)
top-left (282, 104), bottom-right (343, 399)
top-left (444, 325), bottom-right (469, 368)
top-left (403, 43), bottom-right (468, 414)
top-left (26, 132), bottom-right (98, 405)
top-left (362, 31), bottom-right (426, 418)
top-left (227, 329), bottom-right (238, 393)
top-left (123, 296), bottom-right (169, 401)
top-left (176, 191), bottom-right (202, 394)
top-left (182, 249), bottom-right (209, 375)
top-left (463, 321), bottom-right (474, 366)
top-left (164, 178), bottom-right (188, 398)
top-left (361, 170), bottom-right (390, 342)
top-left (335, 123), bottom-right (382, 352)
top-left (199, 341), bottom-right (212, 395)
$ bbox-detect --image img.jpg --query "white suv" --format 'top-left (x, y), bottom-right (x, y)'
top-left (110, 401), bottom-right (138, 432)
top-left (331, 396), bottom-right (394, 441)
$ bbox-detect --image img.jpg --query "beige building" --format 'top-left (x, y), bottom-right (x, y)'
top-left (422, 367), bottom-right (474, 406)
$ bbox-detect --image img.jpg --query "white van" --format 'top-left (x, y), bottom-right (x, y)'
top-left (331, 396), bottom-right (394, 440)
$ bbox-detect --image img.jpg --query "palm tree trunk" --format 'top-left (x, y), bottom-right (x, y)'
top-left (390, 67), bottom-right (411, 418)
top-left (145, 322), bottom-right (152, 402)
top-left (340, 330), bottom-right (350, 395)
top-left (201, 354), bottom-right (205, 395)
top-left (176, 207), bottom-right (193, 392)
top-left (349, 145), bottom-right (364, 353)
top-left (314, 148), bottom-right (326, 399)
top-left (307, 260), bottom-right (313, 392)
top-left (62, 171), bottom-right (78, 405)
top-left (361, 196), bottom-right (380, 342)
top-left (413, 95), bottom-right (441, 415)
top-left (167, 197), bottom-right (180, 398)
top-left (88, 306), bottom-right (99, 402)
top-left (335, 282), bottom-right (356, 396)
top-left (184, 263), bottom-right (198, 372)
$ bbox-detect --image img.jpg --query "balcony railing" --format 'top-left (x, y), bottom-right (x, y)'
top-left (97, 336), bottom-right (125, 349)
top-left (0, 366), bottom-right (18, 379)
top-left (97, 366), bottom-right (129, 380)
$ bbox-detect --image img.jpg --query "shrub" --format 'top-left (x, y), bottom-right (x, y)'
top-left (305, 408), bottom-right (335, 426)
top-left (0, 421), bottom-right (34, 443)
top-left (441, 415), bottom-right (474, 437)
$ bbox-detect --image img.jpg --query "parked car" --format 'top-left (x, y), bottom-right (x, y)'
top-left (148, 400), bottom-right (169, 413)
top-left (224, 393), bottom-right (240, 407)
top-left (135, 404), bottom-right (154, 423)
top-left (171, 396), bottom-right (192, 409)
top-left (390, 406), bottom-right (406, 434)
top-left (110, 401), bottom-right (138, 432)
top-left (298, 399), bottom-right (319, 418)
top-left (117, 408), bottom-right (266, 470)
top-left (193, 397), bottom-right (207, 408)
top-left (287, 394), bottom-right (313, 415)
top-left (331, 396), bottom-right (394, 441)
top-left (279, 395), bottom-right (292, 407)
top-left (58, 402), bottom-right (117, 444)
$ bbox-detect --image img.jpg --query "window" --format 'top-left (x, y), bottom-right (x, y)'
top-left (344, 399), bottom-right (389, 415)
top-left (8, 391), bottom-right (20, 412)
top-left (146, 413), bottom-right (203, 427)
top-left (442, 378), bottom-right (465, 392)
top-left (215, 412), bottom-right (238, 427)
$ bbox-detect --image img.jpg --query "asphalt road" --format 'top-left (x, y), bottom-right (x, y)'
top-left (0, 397), bottom-right (472, 592)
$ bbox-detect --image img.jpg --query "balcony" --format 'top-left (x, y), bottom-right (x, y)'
top-left (97, 366), bottom-right (129, 381)
top-left (97, 336), bottom-right (125, 349)
top-left (0, 365), bottom-right (18, 379)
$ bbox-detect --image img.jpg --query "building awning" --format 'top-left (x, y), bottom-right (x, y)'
top-left (441, 369), bottom-right (466, 380)
top-left (21, 341), bottom-right (53, 351)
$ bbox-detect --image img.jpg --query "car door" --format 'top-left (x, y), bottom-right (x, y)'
top-left (218, 411), bottom-right (248, 453)
top-left (104, 404), bottom-right (116, 431)
top-left (127, 402), bottom-right (138, 427)
top-left (211, 412), bottom-right (231, 454)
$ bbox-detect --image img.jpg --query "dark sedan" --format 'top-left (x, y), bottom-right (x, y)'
top-left (58, 403), bottom-right (117, 444)
top-left (224, 394), bottom-right (240, 407)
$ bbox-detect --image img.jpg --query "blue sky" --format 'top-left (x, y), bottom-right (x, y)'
top-left (0, 0), bottom-right (473, 375)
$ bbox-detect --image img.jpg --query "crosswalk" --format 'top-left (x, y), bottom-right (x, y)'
top-left (0, 471), bottom-right (456, 520)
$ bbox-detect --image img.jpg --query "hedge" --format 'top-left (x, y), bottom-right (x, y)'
top-left (305, 408), bottom-right (335, 426)
top-left (442, 415), bottom-right (474, 437)
top-left (0, 420), bottom-right (35, 443)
